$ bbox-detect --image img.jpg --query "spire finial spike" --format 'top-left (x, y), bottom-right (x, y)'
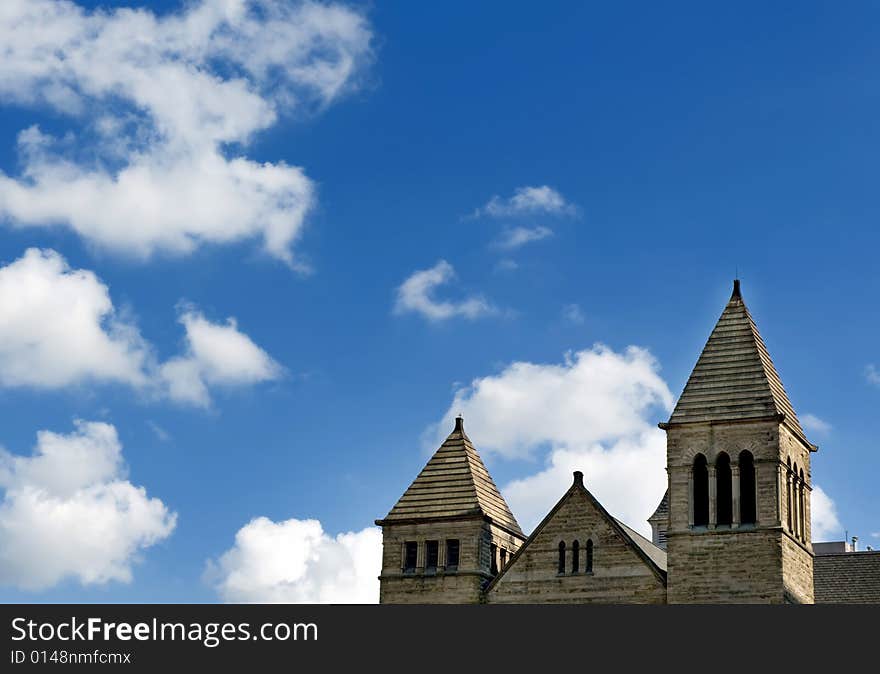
top-left (454, 415), bottom-right (464, 433)
top-left (732, 278), bottom-right (741, 299)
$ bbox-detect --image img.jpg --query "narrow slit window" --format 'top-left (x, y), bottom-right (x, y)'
top-left (558, 541), bottom-right (566, 574)
top-left (739, 450), bottom-right (756, 525)
top-left (425, 540), bottom-right (438, 572)
top-left (586, 539), bottom-right (594, 573)
top-left (571, 540), bottom-right (580, 574)
top-left (404, 541), bottom-right (418, 573)
top-left (716, 452), bottom-right (732, 526)
top-left (445, 539), bottom-right (460, 570)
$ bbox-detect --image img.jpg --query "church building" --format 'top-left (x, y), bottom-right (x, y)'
top-left (375, 281), bottom-right (880, 603)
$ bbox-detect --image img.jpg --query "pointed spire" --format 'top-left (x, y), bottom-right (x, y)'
top-left (380, 418), bottom-right (524, 536)
top-left (454, 414), bottom-right (465, 434)
top-left (666, 282), bottom-right (808, 445)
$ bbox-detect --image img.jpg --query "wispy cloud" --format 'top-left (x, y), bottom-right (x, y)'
top-left (866, 364), bottom-right (880, 386)
top-left (472, 185), bottom-right (577, 219)
top-left (494, 259), bottom-right (519, 273)
top-left (562, 303), bottom-right (585, 325)
top-left (394, 260), bottom-right (495, 322)
top-left (146, 421), bottom-right (170, 443)
top-left (801, 413), bottom-right (831, 434)
top-left (492, 225), bottom-right (554, 250)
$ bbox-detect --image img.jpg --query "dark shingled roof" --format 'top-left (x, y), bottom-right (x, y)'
top-left (814, 551), bottom-right (880, 604)
top-left (648, 490), bottom-right (668, 524)
top-left (667, 280), bottom-right (809, 446)
top-left (380, 417), bottom-right (524, 537)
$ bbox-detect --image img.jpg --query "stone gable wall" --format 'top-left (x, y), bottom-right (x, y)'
top-left (487, 489), bottom-right (666, 604)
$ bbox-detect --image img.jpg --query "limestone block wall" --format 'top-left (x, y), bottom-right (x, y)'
top-left (667, 529), bottom-right (785, 603)
top-left (378, 517), bottom-right (523, 604)
top-left (782, 534), bottom-right (814, 603)
top-left (665, 420), bottom-right (815, 603)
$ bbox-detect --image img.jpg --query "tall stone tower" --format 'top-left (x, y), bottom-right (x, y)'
top-left (660, 280), bottom-right (816, 603)
top-left (375, 417), bottom-right (525, 603)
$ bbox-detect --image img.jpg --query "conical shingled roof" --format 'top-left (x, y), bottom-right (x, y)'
top-left (380, 417), bottom-right (524, 537)
top-left (667, 280), bottom-right (809, 446)
top-left (648, 490), bottom-right (668, 524)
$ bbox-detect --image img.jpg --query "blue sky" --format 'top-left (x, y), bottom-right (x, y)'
top-left (0, 1), bottom-right (878, 602)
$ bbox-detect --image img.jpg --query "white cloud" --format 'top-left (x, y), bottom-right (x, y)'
top-left (0, 248), bottom-right (151, 388)
top-left (866, 364), bottom-right (880, 386)
top-left (0, 248), bottom-right (280, 405)
top-left (0, 420), bottom-right (176, 590)
top-left (493, 225), bottom-right (553, 250)
top-left (207, 517), bottom-right (381, 603)
top-left (562, 303), bottom-right (585, 325)
top-left (429, 346), bottom-right (674, 535)
top-left (811, 485), bottom-right (842, 542)
top-left (801, 413), bottom-right (831, 434)
top-left (474, 185), bottom-right (576, 218)
top-left (394, 260), bottom-right (495, 322)
top-left (160, 307), bottom-right (281, 407)
top-left (0, 0), bottom-right (373, 265)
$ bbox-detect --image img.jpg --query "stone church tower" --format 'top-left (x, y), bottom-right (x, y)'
top-left (375, 417), bottom-right (526, 603)
top-left (660, 280), bottom-right (816, 603)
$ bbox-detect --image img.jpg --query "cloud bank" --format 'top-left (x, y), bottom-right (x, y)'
top-left (0, 420), bottom-right (176, 590)
top-left (0, 0), bottom-right (373, 265)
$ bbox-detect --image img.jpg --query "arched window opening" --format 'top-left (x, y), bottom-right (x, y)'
top-left (799, 468), bottom-right (806, 542)
top-left (490, 543), bottom-right (498, 575)
top-left (739, 450), bottom-right (756, 525)
top-left (586, 539), bottom-right (594, 573)
top-left (786, 457), bottom-right (793, 532)
top-left (571, 540), bottom-right (580, 574)
top-left (558, 541), bottom-right (566, 574)
top-left (693, 454), bottom-right (709, 527)
top-left (716, 453), bottom-right (732, 526)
